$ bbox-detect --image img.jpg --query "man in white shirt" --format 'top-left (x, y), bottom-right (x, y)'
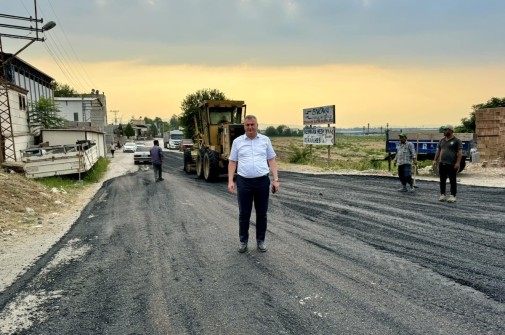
top-left (228, 115), bottom-right (280, 253)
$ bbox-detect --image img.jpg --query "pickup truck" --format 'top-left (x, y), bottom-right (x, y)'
top-left (385, 130), bottom-right (476, 172)
top-left (178, 139), bottom-right (194, 151)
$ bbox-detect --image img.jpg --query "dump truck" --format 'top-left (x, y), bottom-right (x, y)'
top-left (183, 100), bottom-right (246, 181)
top-left (386, 130), bottom-right (477, 172)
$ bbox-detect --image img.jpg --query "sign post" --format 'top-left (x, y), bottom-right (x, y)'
top-left (302, 105), bottom-right (336, 167)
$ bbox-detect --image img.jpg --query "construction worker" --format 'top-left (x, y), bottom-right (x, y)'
top-left (394, 133), bottom-right (417, 192)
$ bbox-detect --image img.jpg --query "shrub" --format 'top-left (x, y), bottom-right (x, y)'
top-left (288, 143), bottom-right (310, 164)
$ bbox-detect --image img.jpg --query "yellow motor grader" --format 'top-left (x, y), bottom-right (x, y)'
top-left (183, 100), bottom-right (246, 181)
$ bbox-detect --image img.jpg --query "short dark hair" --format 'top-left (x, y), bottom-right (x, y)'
top-left (153, 140), bottom-right (159, 145)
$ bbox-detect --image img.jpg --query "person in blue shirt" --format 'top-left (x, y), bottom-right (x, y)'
top-left (228, 115), bottom-right (279, 253)
top-left (150, 140), bottom-right (164, 182)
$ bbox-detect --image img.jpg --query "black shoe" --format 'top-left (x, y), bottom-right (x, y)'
top-left (257, 241), bottom-right (267, 252)
top-left (238, 242), bottom-right (248, 253)
top-left (158, 178), bottom-right (164, 181)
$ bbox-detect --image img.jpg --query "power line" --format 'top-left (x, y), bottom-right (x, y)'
top-left (42, 32), bottom-right (87, 92)
top-left (11, 1), bottom-right (97, 94)
top-left (46, 0), bottom-right (96, 89)
top-left (42, 37), bottom-right (82, 90)
top-left (17, 0), bottom-right (94, 93)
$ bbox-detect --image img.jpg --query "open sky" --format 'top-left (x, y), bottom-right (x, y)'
top-left (2, 0), bottom-right (504, 128)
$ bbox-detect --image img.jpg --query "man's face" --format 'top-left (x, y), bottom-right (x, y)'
top-left (399, 136), bottom-right (407, 143)
top-left (443, 128), bottom-right (452, 136)
top-left (244, 118), bottom-right (258, 138)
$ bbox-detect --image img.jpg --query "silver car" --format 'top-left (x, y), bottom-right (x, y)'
top-left (123, 142), bottom-right (137, 153)
top-left (134, 146), bottom-right (152, 164)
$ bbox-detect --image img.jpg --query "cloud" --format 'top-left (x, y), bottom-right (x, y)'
top-left (2, 0), bottom-right (502, 67)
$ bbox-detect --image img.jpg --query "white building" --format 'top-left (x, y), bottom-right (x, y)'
top-left (54, 95), bottom-right (108, 131)
top-left (1, 52), bottom-right (54, 103)
top-left (1, 53), bottom-right (54, 163)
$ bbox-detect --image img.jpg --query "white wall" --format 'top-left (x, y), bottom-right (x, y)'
top-left (3, 89), bottom-right (32, 161)
top-left (55, 98), bottom-right (93, 122)
top-left (42, 130), bottom-right (106, 158)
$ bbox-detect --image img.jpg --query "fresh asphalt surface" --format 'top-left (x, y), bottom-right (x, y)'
top-left (1, 151), bottom-right (504, 334)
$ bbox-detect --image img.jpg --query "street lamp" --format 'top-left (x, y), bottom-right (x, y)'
top-left (0, 2), bottom-right (56, 162)
top-left (0, 20), bottom-right (57, 69)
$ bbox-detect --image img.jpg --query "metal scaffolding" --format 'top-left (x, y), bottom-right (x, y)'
top-left (0, 77), bottom-right (16, 161)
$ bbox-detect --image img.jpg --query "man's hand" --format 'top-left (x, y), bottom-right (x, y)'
top-left (228, 181), bottom-right (236, 194)
top-left (454, 163), bottom-right (460, 171)
top-left (271, 180), bottom-right (280, 193)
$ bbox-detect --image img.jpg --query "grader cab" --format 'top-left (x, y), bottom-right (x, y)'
top-left (183, 100), bottom-right (246, 181)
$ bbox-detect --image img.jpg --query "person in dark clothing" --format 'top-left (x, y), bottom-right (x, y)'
top-left (150, 140), bottom-right (164, 182)
top-left (433, 125), bottom-right (462, 203)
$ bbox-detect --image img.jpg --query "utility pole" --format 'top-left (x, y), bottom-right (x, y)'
top-left (110, 110), bottom-right (119, 125)
top-left (0, 1), bottom-right (56, 163)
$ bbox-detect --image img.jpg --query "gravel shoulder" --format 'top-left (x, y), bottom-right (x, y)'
top-left (1, 153), bottom-right (504, 293)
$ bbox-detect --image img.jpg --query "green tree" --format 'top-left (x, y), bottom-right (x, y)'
top-left (264, 126), bottom-right (278, 136)
top-left (144, 116), bottom-right (153, 125)
top-left (169, 114), bottom-right (179, 130)
top-left (149, 123), bottom-right (158, 136)
top-left (114, 124), bottom-right (124, 136)
top-left (179, 88), bottom-right (226, 138)
top-left (28, 97), bottom-right (66, 129)
top-left (457, 97), bottom-right (505, 133)
top-left (53, 82), bottom-right (79, 97)
top-left (276, 125), bottom-right (287, 136)
top-left (124, 123), bottom-right (135, 138)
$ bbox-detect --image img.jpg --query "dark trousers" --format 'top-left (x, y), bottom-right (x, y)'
top-left (398, 164), bottom-right (413, 186)
top-left (153, 162), bottom-right (162, 180)
top-left (236, 175), bottom-right (270, 244)
top-left (439, 163), bottom-right (457, 196)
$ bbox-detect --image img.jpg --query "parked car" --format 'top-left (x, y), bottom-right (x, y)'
top-left (123, 142), bottom-right (137, 153)
top-left (179, 139), bottom-right (194, 151)
top-left (133, 146), bottom-right (152, 164)
top-left (135, 141), bottom-right (145, 147)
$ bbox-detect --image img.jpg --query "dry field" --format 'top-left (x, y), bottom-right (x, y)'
top-left (271, 135), bottom-right (387, 169)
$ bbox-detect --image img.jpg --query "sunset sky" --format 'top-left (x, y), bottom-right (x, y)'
top-left (2, 0), bottom-right (504, 129)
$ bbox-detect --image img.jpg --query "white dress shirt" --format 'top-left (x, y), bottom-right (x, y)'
top-left (229, 133), bottom-right (276, 178)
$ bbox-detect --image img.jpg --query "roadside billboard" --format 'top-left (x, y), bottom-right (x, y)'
top-left (303, 105), bottom-right (335, 125)
top-left (303, 127), bottom-right (335, 145)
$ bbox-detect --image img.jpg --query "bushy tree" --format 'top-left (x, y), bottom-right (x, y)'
top-left (179, 88), bottom-right (226, 138)
top-left (276, 125), bottom-right (287, 135)
top-left (114, 124), bottom-right (124, 136)
top-left (28, 97), bottom-right (66, 129)
top-left (149, 124), bottom-right (158, 136)
top-left (457, 97), bottom-right (505, 133)
top-left (53, 82), bottom-right (78, 97)
top-left (264, 126), bottom-right (278, 137)
top-left (169, 114), bottom-right (179, 130)
top-left (124, 123), bottom-right (135, 138)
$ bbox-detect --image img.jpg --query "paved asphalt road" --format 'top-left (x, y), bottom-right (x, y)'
top-left (1, 151), bottom-right (504, 334)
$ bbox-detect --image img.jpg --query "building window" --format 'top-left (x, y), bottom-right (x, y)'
top-left (74, 112), bottom-right (79, 121)
top-left (18, 94), bottom-right (26, 110)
